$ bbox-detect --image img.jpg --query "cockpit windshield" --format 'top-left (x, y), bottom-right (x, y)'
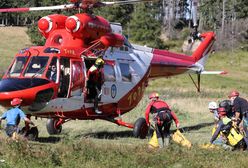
top-left (24, 56), bottom-right (49, 77)
top-left (8, 56), bottom-right (28, 77)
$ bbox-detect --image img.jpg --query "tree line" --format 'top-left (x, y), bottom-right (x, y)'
top-left (0, 0), bottom-right (247, 49)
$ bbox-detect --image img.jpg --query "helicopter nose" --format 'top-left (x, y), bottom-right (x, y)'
top-left (0, 78), bottom-right (56, 107)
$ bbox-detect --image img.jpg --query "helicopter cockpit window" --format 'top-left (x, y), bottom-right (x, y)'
top-left (24, 56), bottom-right (49, 77)
top-left (9, 56), bottom-right (28, 77)
top-left (119, 63), bottom-right (131, 82)
top-left (104, 64), bottom-right (116, 82)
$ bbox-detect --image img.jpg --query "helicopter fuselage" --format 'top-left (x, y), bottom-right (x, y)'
top-left (0, 13), bottom-right (215, 127)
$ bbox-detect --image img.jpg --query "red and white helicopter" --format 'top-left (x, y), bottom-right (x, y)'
top-left (0, 0), bottom-right (224, 139)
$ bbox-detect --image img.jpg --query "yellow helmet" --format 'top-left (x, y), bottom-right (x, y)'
top-left (95, 58), bottom-right (105, 66)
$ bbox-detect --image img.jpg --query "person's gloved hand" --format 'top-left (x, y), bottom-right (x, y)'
top-left (176, 123), bottom-right (180, 129)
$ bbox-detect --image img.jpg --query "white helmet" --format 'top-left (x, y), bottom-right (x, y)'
top-left (208, 101), bottom-right (218, 109)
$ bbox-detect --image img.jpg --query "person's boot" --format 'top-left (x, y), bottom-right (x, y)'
top-left (95, 108), bottom-right (102, 114)
top-left (158, 138), bottom-right (164, 148)
top-left (164, 137), bottom-right (170, 147)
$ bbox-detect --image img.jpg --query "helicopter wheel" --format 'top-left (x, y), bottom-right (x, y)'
top-left (46, 118), bottom-right (62, 135)
top-left (26, 127), bottom-right (39, 141)
top-left (133, 117), bottom-right (148, 139)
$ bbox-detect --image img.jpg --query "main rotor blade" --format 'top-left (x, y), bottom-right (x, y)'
top-left (103, 0), bottom-right (154, 6)
top-left (0, 4), bottom-right (75, 13)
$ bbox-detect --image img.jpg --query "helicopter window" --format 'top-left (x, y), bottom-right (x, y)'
top-left (119, 63), bottom-right (131, 82)
top-left (9, 56), bottom-right (28, 76)
top-left (123, 37), bottom-right (133, 48)
top-left (24, 56), bottom-right (49, 77)
top-left (46, 57), bottom-right (58, 82)
top-left (104, 64), bottom-right (116, 82)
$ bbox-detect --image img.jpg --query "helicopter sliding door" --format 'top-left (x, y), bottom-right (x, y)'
top-left (101, 60), bottom-right (117, 103)
top-left (68, 59), bottom-right (85, 97)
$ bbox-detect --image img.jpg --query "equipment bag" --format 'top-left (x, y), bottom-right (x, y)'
top-left (148, 131), bottom-right (159, 148)
top-left (172, 130), bottom-right (192, 148)
top-left (227, 127), bottom-right (243, 146)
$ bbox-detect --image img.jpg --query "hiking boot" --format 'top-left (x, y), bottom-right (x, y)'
top-left (164, 137), bottom-right (170, 147)
top-left (158, 138), bottom-right (164, 148)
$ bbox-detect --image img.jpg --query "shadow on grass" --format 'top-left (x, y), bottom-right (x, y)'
top-left (36, 136), bottom-right (61, 143)
top-left (75, 122), bottom-right (214, 140)
top-left (176, 122), bottom-right (214, 133)
top-left (77, 130), bottom-right (134, 139)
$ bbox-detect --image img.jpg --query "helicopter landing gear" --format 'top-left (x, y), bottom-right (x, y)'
top-left (133, 117), bottom-right (148, 139)
top-left (46, 118), bottom-right (64, 135)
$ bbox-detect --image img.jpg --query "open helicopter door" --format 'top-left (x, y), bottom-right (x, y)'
top-left (67, 58), bottom-right (85, 97)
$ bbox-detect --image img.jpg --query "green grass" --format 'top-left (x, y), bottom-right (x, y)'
top-left (0, 27), bottom-right (31, 76)
top-left (0, 27), bottom-right (248, 167)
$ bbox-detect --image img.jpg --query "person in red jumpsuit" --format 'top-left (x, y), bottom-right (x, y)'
top-left (87, 58), bottom-right (104, 114)
top-left (145, 92), bottom-right (180, 148)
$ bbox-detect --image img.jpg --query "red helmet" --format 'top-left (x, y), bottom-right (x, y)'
top-left (11, 98), bottom-right (22, 106)
top-left (228, 90), bottom-right (239, 98)
top-left (149, 92), bottom-right (159, 99)
top-left (218, 107), bottom-right (226, 117)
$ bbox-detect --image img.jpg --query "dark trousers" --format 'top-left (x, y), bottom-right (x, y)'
top-left (5, 125), bottom-right (17, 137)
top-left (155, 122), bottom-right (171, 139)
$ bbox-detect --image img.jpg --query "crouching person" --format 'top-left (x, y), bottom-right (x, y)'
top-left (0, 98), bottom-right (35, 140)
top-left (145, 92), bottom-right (180, 148)
top-left (210, 107), bottom-right (248, 150)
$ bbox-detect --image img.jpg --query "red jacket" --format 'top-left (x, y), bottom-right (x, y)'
top-left (145, 99), bottom-right (179, 126)
top-left (87, 65), bottom-right (103, 84)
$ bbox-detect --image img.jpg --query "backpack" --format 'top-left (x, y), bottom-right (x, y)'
top-left (153, 108), bottom-right (172, 126)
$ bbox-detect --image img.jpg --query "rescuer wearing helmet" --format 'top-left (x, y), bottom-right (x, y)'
top-left (87, 58), bottom-right (105, 114)
top-left (145, 92), bottom-right (180, 148)
top-left (210, 107), bottom-right (248, 150)
top-left (208, 101), bottom-right (219, 123)
top-left (228, 90), bottom-right (248, 137)
top-left (0, 98), bottom-right (35, 139)
top-left (219, 100), bottom-right (233, 118)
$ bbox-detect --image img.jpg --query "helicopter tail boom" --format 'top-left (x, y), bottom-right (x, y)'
top-left (149, 32), bottom-right (215, 78)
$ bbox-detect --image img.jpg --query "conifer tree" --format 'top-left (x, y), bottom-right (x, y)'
top-left (128, 3), bottom-right (165, 48)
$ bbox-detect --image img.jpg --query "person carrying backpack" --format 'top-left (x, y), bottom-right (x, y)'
top-left (145, 92), bottom-right (180, 148)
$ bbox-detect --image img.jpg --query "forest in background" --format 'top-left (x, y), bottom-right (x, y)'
top-left (0, 0), bottom-right (247, 50)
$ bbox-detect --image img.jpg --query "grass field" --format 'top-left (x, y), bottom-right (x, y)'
top-left (0, 27), bottom-right (248, 167)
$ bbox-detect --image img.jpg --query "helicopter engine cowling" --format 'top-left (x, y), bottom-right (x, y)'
top-left (65, 13), bottom-right (111, 44)
top-left (38, 14), bottom-right (67, 38)
top-left (100, 33), bottom-right (124, 48)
